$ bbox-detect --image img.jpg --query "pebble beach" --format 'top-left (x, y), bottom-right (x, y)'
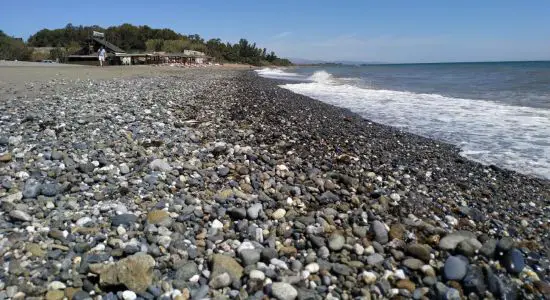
top-left (0, 63), bottom-right (549, 300)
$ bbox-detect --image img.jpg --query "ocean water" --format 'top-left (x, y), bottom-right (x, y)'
top-left (255, 62), bottom-right (550, 179)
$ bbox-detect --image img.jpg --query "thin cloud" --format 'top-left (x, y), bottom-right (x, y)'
top-left (272, 31), bottom-right (292, 39)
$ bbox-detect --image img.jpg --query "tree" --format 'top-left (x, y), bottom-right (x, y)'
top-left (145, 39), bottom-right (164, 52)
top-left (0, 30), bottom-right (33, 61)
top-left (23, 24), bottom-right (292, 66)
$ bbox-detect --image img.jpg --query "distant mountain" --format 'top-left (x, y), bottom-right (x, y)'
top-left (290, 57), bottom-right (388, 65)
top-left (289, 58), bottom-right (327, 65)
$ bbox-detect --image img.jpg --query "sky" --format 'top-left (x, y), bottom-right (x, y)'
top-left (1, 0), bottom-right (550, 63)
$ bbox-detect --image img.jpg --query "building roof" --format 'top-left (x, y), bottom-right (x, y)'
top-left (92, 37), bottom-right (126, 53)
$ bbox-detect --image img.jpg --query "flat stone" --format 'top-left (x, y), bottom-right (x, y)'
top-left (149, 159), bottom-right (172, 172)
top-left (0, 152), bottom-right (12, 162)
top-left (45, 290), bottom-right (64, 300)
top-left (78, 163), bottom-right (96, 174)
top-left (9, 210), bottom-right (32, 222)
top-left (72, 291), bottom-right (92, 300)
top-left (175, 262), bottom-right (198, 281)
top-left (406, 244), bottom-right (431, 262)
top-left (332, 263), bottom-right (353, 276)
top-left (497, 237), bottom-right (515, 253)
top-left (240, 249), bottom-right (261, 266)
top-left (370, 220), bottom-right (388, 244)
top-left (366, 253), bottom-right (384, 265)
top-left (328, 232), bottom-right (345, 251)
top-left (402, 258), bottom-right (424, 270)
top-left (23, 179), bottom-right (41, 198)
top-left (47, 281), bottom-right (66, 290)
top-left (210, 254), bottom-right (243, 283)
top-left (111, 214), bottom-right (138, 226)
top-left (479, 238), bottom-right (497, 258)
top-left (147, 210), bottom-right (171, 226)
top-left (439, 231), bottom-right (476, 251)
top-left (26, 243), bottom-right (45, 257)
top-left (396, 279), bottom-right (416, 293)
top-left (271, 282), bottom-right (298, 300)
top-left (209, 272), bottom-right (231, 289)
top-left (89, 253), bottom-right (155, 293)
top-left (389, 223), bottom-right (405, 240)
top-left (444, 255), bottom-right (468, 281)
top-left (456, 238), bottom-right (482, 257)
top-left (1, 191), bottom-right (23, 203)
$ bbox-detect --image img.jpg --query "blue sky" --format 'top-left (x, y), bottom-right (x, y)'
top-left (1, 0), bottom-right (549, 63)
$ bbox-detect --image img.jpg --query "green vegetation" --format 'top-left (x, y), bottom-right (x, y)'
top-left (25, 23), bottom-right (291, 66)
top-left (0, 30), bottom-right (33, 61)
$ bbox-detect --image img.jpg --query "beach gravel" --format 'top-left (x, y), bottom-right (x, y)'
top-left (0, 65), bottom-right (548, 299)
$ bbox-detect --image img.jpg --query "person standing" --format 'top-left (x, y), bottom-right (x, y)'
top-left (98, 46), bottom-right (106, 67)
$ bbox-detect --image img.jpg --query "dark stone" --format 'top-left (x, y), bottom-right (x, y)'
top-left (463, 265), bottom-right (486, 296)
top-left (501, 248), bottom-right (525, 274)
top-left (41, 183), bottom-right (59, 197)
top-left (496, 237), bottom-right (514, 254)
top-left (111, 214), bottom-right (138, 226)
top-left (479, 239), bottom-right (497, 258)
top-left (23, 179), bottom-right (41, 198)
top-left (72, 291), bottom-right (92, 300)
top-left (78, 163), bottom-right (95, 174)
top-left (175, 262), bottom-right (199, 281)
top-left (227, 207), bottom-right (247, 220)
top-left (308, 235), bottom-right (326, 248)
top-left (332, 263), bottom-right (353, 276)
top-left (261, 248), bottom-right (278, 262)
top-left (443, 255), bottom-right (468, 281)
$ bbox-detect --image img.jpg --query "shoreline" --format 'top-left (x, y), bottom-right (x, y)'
top-left (0, 66), bottom-right (548, 299)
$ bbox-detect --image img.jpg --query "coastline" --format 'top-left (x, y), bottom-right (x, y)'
top-left (0, 65), bottom-right (548, 299)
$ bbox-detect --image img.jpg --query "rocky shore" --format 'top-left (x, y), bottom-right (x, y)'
top-left (0, 67), bottom-right (549, 300)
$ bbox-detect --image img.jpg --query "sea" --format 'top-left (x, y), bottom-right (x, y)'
top-left (255, 61), bottom-right (550, 180)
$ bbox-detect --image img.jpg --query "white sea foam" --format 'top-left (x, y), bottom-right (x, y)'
top-left (257, 69), bottom-right (550, 179)
top-left (254, 68), bottom-right (304, 81)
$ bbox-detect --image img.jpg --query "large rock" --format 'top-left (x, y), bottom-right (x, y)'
top-left (210, 254), bottom-right (243, 284)
top-left (89, 253), bottom-right (155, 293)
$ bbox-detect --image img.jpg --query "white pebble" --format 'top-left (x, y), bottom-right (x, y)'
top-left (305, 262), bottom-right (320, 273)
top-left (354, 243), bottom-right (365, 255)
top-left (394, 269), bottom-right (406, 280)
top-left (390, 193), bottom-right (401, 201)
top-left (117, 226), bottom-right (127, 236)
top-left (76, 217), bottom-right (93, 227)
top-left (211, 219), bottom-right (223, 229)
top-left (363, 271), bottom-right (377, 284)
top-left (445, 215), bottom-right (458, 227)
top-left (271, 208), bottom-right (286, 220)
top-left (122, 290), bottom-right (137, 300)
top-left (249, 270), bottom-right (265, 281)
top-left (47, 281), bottom-right (66, 290)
